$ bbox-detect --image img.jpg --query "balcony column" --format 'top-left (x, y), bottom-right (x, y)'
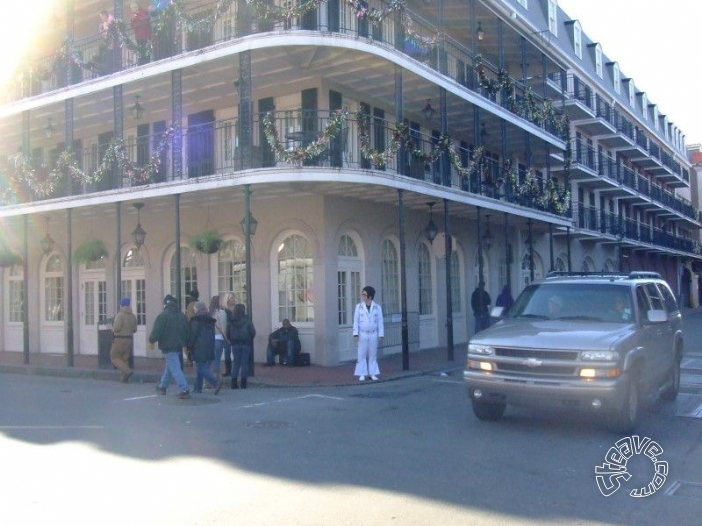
top-left (65, 209), bottom-right (74, 367)
top-left (541, 52), bottom-right (548, 99)
top-left (172, 69), bottom-right (183, 179)
top-left (64, 99), bottom-right (74, 195)
top-left (113, 84), bottom-right (124, 188)
top-left (528, 218), bottom-right (534, 282)
top-left (566, 226), bottom-right (572, 271)
top-left (469, 0), bottom-right (477, 90)
top-left (440, 87), bottom-right (449, 186)
top-left (394, 65), bottom-right (406, 176)
top-left (65, 0), bottom-right (75, 87)
top-left (112, 0), bottom-right (124, 71)
top-left (239, 52), bottom-right (253, 170)
top-left (444, 198), bottom-right (454, 361)
top-left (398, 189), bottom-right (409, 370)
top-left (22, 110), bottom-right (30, 156)
top-left (549, 222), bottom-right (554, 271)
top-left (521, 37), bottom-right (527, 86)
top-left (504, 212), bottom-right (511, 292)
top-left (23, 216), bottom-right (29, 364)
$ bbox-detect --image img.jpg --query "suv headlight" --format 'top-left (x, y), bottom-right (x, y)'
top-left (580, 350), bottom-right (618, 362)
top-left (469, 343), bottom-right (495, 356)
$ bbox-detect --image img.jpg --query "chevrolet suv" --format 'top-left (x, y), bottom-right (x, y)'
top-left (463, 272), bottom-right (683, 433)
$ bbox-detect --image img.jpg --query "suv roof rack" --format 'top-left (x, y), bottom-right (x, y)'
top-left (546, 271), bottom-right (624, 278)
top-left (545, 270), bottom-right (662, 280)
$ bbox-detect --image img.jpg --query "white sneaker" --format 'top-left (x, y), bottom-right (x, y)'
top-left (370, 375), bottom-right (378, 381)
top-left (359, 375), bottom-right (366, 382)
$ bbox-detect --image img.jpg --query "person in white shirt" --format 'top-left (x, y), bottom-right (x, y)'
top-left (352, 285), bottom-right (384, 381)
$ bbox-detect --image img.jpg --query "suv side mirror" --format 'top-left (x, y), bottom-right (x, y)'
top-left (646, 309), bottom-right (668, 323)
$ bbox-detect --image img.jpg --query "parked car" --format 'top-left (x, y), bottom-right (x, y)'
top-left (463, 271), bottom-right (683, 433)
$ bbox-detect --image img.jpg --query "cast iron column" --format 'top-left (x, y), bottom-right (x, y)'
top-left (66, 209), bottom-right (74, 367)
top-left (444, 199), bottom-right (453, 360)
top-left (23, 215), bottom-right (29, 364)
top-left (244, 184), bottom-right (255, 376)
top-left (398, 190), bottom-right (409, 370)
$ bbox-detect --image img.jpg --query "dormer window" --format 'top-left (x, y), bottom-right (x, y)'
top-left (652, 106), bottom-right (659, 129)
top-left (548, 0), bottom-right (558, 36)
top-left (641, 94), bottom-right (647, 120)
top-left (613, 63), bottom-right (620, 94)
top-left (594, 44), bottom-right (603, 78)
top-left (573, 21), bottom-right (582, 58)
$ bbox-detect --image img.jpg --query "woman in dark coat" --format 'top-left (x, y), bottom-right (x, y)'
top-left (228, 303), bottom-right (256, 389)
top-left (188, 301), bottom-right (222, 394)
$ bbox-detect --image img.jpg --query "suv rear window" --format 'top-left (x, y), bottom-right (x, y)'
top-left (508, 283), bottom-right (632, 322)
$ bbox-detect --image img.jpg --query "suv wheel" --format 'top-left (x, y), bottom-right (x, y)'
top-left (472, 399), bottom-right (506, 421)
top-left (608, 374), bottom-right (639, 433)
top-left (661, 356), bottom-right (681, 401)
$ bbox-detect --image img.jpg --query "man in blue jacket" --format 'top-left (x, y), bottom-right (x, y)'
top-left (149, 294), bottom-right (191, 399)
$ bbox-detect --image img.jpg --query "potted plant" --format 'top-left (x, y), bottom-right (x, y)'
top-left (189, 229), bottom-right (223, 254)
top-left (73, 238), bottom-right (109, 264)
top-left (0, 247), bottom-right (22, 267)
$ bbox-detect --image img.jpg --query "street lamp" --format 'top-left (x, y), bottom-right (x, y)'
top-left (131, 203), bottom-right (146, 250)
top-left (40, 216), bottom-right (55, 255)
top-left (424, 202), bottom-right (438, 244)
top-left (482, 214), bottom-right (494, 251)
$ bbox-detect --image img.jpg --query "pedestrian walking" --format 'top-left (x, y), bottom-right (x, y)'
top-left (222, 293), bottom-right (235, 376)
top-left (209, 295), bottom-right (229, 381)
top-left (471, 280), bottom-right (491, 334)
top-left (352, 285), bottom-right (384, 382)
top-left (188, 301), bottom-right (222, 395)
top-left (149, 294), bottom-right (191, 399)
top-left (110, 297), bottom-right (137, 382)
top-left (228, 303), bottom-right (255, 389)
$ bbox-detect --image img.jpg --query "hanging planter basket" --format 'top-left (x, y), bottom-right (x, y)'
top-left (73, 238), bottom-right (109, 264)
top-left (0, 247), bottom-right (22, 268)
top-left (189, 229), bottom-right (223, 254)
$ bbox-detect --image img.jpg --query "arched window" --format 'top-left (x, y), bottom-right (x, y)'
top-left (603, 258), bottom-right (616, 272)
top-left (277, 234), bottom-right (313, 323)
top-left (170, 247), bottom-right (198, 303)
top-left (450, 250), bottom-right (461, 313)
top-left (8, 264), bottom-right (24, 323)
top-left (217, 239), bottom-right (247, 305)
top-left (44, 254), bottom-right (64, 321)
top-left (555, 254), bottom-right (567, 272)
top-left (418, 243), bottom-right (432, 315)
top-left (520, 250), bottom-right (544, 287)
top-left (582, 256), bottom-right (595, 272)
top-left (123, 248), bottom-right (145, 268)
top-left (381, 239), bottom-right (400, 314)
top-left (337, 234), bottom-right (361, 325)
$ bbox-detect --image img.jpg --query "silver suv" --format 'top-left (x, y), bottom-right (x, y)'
top-left (464, 272), bottom-right (683, 432)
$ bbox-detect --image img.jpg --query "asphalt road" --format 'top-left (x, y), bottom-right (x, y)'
top-left (1, 361), bottom-right (701, 526)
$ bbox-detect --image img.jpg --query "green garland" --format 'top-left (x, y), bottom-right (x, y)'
top-left (0, 125), bottom-right (175, 204)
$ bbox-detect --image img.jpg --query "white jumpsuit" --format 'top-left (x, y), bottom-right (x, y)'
top-left (352, 300), bottom-right (384, 376)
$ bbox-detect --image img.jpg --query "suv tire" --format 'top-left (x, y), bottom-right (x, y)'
top-left (472, 399), bottom-right (506, 421)
top-left (608, 374), bottom-right (639, 434)
top-left (661, 356), bottom-right (681, 402)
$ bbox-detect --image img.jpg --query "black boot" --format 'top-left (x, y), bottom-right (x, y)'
top-left (241, 378), bottom-right (247, 389)
top-left (231, 377), bottom-right (238, 389)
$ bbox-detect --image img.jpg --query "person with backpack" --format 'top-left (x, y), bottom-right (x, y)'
top-left (188, 301), bottom-right (222, 395)
top-left (228, 303), bottom-right (255, 389)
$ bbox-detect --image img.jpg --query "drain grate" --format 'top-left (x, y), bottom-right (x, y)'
top-left (674, 393), bottom-right (702, 418)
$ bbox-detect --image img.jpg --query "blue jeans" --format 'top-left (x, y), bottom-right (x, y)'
top-left (212, 339), bottom-right (225, 376)
top-left (232, 342), bottom-right (251, 381)
top-left (194, 362), bottom-right (219, 392)
top-left (158, 351), bottom-right (189, 393)
top-left (223, 340), bottom-right (233, 374)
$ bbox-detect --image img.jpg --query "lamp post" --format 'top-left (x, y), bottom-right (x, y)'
top-left (40, 216), bottom-right (55, 256)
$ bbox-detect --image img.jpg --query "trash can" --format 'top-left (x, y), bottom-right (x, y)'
top-left (98, 318), bottom-right (114, 369)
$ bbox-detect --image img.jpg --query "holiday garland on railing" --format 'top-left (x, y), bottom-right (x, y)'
top-left (262, 108), bottom-right (570, 214)
top-left (0, 125), bottom-right (175, 203)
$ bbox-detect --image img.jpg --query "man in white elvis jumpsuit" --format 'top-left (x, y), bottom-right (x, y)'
top-left (353, 285), bottom-right (384, 381)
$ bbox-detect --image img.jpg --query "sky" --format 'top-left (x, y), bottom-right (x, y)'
top-left (0, 1), bottom-right (700, 145)
top-left (557, 0), bottom-right (702, 146)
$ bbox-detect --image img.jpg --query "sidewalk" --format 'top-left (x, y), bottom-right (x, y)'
top-left (0, 345), bottom-right (466, 388)
top-left (4, 307), bottom-right (699, 388)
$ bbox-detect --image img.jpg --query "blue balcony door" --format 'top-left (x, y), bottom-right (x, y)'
top-left (187, 110), bottom-right (215, 178)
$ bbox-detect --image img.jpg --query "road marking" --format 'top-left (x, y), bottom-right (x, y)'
top-left (0, 426), bottom-right (104, 430)
top-left (124, 395), bottom-right (159, 401)
top-left (235, 393), bottom-right (344, 410)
